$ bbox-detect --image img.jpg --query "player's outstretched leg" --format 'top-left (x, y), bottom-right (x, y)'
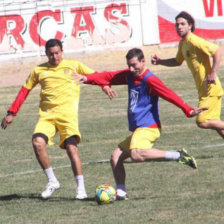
top-left (177, 148), bottom-right (197, 169)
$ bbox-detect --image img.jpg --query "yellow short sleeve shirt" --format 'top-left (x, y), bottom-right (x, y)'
top-left (176, 33), bottom-right (223, 97)
top-left (24, 59), bottom-right (94, 113)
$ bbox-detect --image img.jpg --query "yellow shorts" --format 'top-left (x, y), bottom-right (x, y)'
top-left (119, 127), bottom-right (161, 153)
top-left (33, 111), bottom-right (81, 149)
top-left (197, 96), bottom-right (222, 123)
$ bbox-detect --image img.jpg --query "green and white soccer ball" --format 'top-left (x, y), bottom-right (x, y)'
top-left (95, 184), bottom-right (116, 205)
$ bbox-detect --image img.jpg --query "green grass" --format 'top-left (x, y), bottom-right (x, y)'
top-left (0, 63), bottom-right (224, 224)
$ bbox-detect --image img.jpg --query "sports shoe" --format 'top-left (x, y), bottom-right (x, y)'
top-left (178, 148), bottom-right (197, 169)
top-left (76, 190), bottom-right (87, 200)
top-left (41, 181), bottom-right (60, 199)
top-left (116, 194), bottom-right (129, 201)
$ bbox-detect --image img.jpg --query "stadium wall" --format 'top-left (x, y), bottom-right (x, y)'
top-left (0, 0), bottom-right (223, 61)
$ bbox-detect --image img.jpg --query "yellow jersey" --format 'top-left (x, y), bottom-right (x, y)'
top-left (24, 59), bottom-right (94, 114)
top-left (176, 33), bottom-right (223, 98)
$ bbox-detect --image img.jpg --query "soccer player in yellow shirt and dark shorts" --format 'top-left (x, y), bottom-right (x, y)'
top-left (1, 39), bottom-right (116, 199)
top-left (151, 11), bottom-right (224, 139)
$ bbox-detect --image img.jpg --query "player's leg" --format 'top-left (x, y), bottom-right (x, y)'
top-left (32, 133), bottom-right (50, 169)
top-left (33, 117), bottom-right (60, 199)
top-left (64, 135), bottom-right (87, 199)
top-left (129, 128), bottom-right (197, 168)
top-left (57, 112), bottom-right (87, 199)
top-left (130, 148), bottom-right (197, 169)
top-left (110, 147), bottom-right (130, 200)
top-left (197, 120), bottom-right (224, 137)
top-left (32, 133), bottom-right (60, 199)
top-left (196, 96), bottom-right (224, 137)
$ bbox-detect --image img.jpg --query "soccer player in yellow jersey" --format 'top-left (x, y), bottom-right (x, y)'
top-left (1, 39), bottom-right (116, 199)
top-left (151, 11), bottom-right (224, 139)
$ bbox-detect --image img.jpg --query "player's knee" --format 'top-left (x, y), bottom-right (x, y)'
top-left (110, 148), bottom-right (122, 166)
top-left (32, 136), bottom-right (46, 149)
top-left (32, 133), bottom-right (48, 148)
top-left (196, 121), bottom-right (208, 129)
top-left (66, 145), bottom-right (79, 159)
top-left (32, 136), bottom-right (47, 157)
top-left (130, 149), bottom-right (143, 162)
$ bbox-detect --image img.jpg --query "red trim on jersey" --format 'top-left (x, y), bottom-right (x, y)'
top-left (86, 69), bottom-right (193, 118)
top-left (8, 86), bottom-right (30, 116)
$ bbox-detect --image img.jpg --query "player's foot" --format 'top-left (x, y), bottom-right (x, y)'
top-left (116, 194), bottom-right (129, 201)
top-left (178, 148), bottom-right (197, 169)
top-left (41, 181), bottom-right (60, 199)
top-left (76, 190), bottom-right (87, 200)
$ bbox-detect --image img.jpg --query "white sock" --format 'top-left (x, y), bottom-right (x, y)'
top-left (165, 151), bottom-right (180, 161)
top-left (44, 167), bottom-right (58, 183)
top-left (116, 184), bottom-right (126, 197)
top-left (75, 175), bottom-right (86, 192)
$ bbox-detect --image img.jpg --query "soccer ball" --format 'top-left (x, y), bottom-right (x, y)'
top-left (95, 184), bottom-right (116, 205)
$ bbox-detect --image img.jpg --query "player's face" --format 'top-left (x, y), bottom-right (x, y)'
top-left (175, 17), bottom-right (192, 39)
top-left (127, 56), bottom-right (145, 77)
top-left (46, 46), bottom-right (63, 66)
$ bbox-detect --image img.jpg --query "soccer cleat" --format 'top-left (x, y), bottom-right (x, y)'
top-left (116, 194), bottom-right (129, 201)
top-left (178, 148), bottom-right (197, 169)
top-left (76, 190), bottom-right (87, 200)
top-left (41, 181), bottom-right (60, 199)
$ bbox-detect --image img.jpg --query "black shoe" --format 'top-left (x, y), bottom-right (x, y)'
top-left (178, 148), bottom-right (197, 169)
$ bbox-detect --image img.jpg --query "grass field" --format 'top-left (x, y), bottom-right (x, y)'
top-left (0, 48), bottom-right (224, 224)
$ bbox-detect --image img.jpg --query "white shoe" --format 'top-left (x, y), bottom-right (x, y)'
top-left (76, 190), bottom-right (87, 200)
top-left (41, 181), bottom-right (60, 199)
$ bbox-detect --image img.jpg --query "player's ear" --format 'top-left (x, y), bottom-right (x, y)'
top-left (141, 58), bottom-right (146, 64)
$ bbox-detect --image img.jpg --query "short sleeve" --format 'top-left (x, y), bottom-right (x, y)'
top-left (75, 61), bottom-right (95, 75)
top-left (197, 38), bottom-right (219, 56)
top-left (23, 69), bottom-right (39, 90)
top-left (176, 42), bottom-right (184, 64)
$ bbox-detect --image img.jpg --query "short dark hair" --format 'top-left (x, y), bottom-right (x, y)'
top-left (45, 39), bottom-right (63, 51)
top-left (175, 11), bottom-right (195, 32)
top-left (126, 48), bottom-right (144, 61)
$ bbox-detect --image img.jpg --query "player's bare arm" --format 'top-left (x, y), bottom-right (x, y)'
top-left (73, 73), bottom-right (87, 84)
top-left (190, 107), bottom-right (209, 117)
top-left (207, 47), bottom-right (222, 84)
top-left (151, 54), bottom-right (180, 67)
top-left (1, 114), bottom-right (14, 129)
top-left (102, 86), bottom-right (117, 99)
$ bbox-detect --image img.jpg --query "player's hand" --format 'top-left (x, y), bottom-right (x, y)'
top-left (73, 73), bottom-right (87, 84)
top-left (206, 72), bottom-right (216, 84)
top-left (151, 54), bottom-right (160, 65)
top-left (102, 86), bottom-right (118, 99)
top-left (190, 106), bottom-right (209, 117)
top-left (1, 114), bottom-right (14, 129)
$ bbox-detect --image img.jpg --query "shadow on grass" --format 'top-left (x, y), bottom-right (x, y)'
top-left (0, 194), bottom-right (145, 203)
top-left (0, 193), bottom-right (96, 202)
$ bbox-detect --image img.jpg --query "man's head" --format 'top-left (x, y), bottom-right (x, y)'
top-left (175, 11), bottom-right (195, 39)
top-left (45, 39), bottom-right (63, 66)
top-left (126, 48), bottom-right (145, 77)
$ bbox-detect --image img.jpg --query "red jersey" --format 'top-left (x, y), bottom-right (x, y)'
top-left (85, 68), bottom-right (194, 121)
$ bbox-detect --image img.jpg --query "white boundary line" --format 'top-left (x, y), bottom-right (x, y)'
top-left (0, 159), bottom-right (110, 179)
top-left (1, 142), bottom-right (224, 179)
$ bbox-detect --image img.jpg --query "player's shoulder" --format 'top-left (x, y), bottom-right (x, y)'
top-left (32, 62), bottom-right (49, 73)
top-left (62, 59), bottom-right (84, 67)
top-left (188, 33), bottom-right (208, 45)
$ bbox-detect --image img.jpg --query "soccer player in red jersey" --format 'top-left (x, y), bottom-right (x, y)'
top-left (74, 48), bottom-right (207, 200)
